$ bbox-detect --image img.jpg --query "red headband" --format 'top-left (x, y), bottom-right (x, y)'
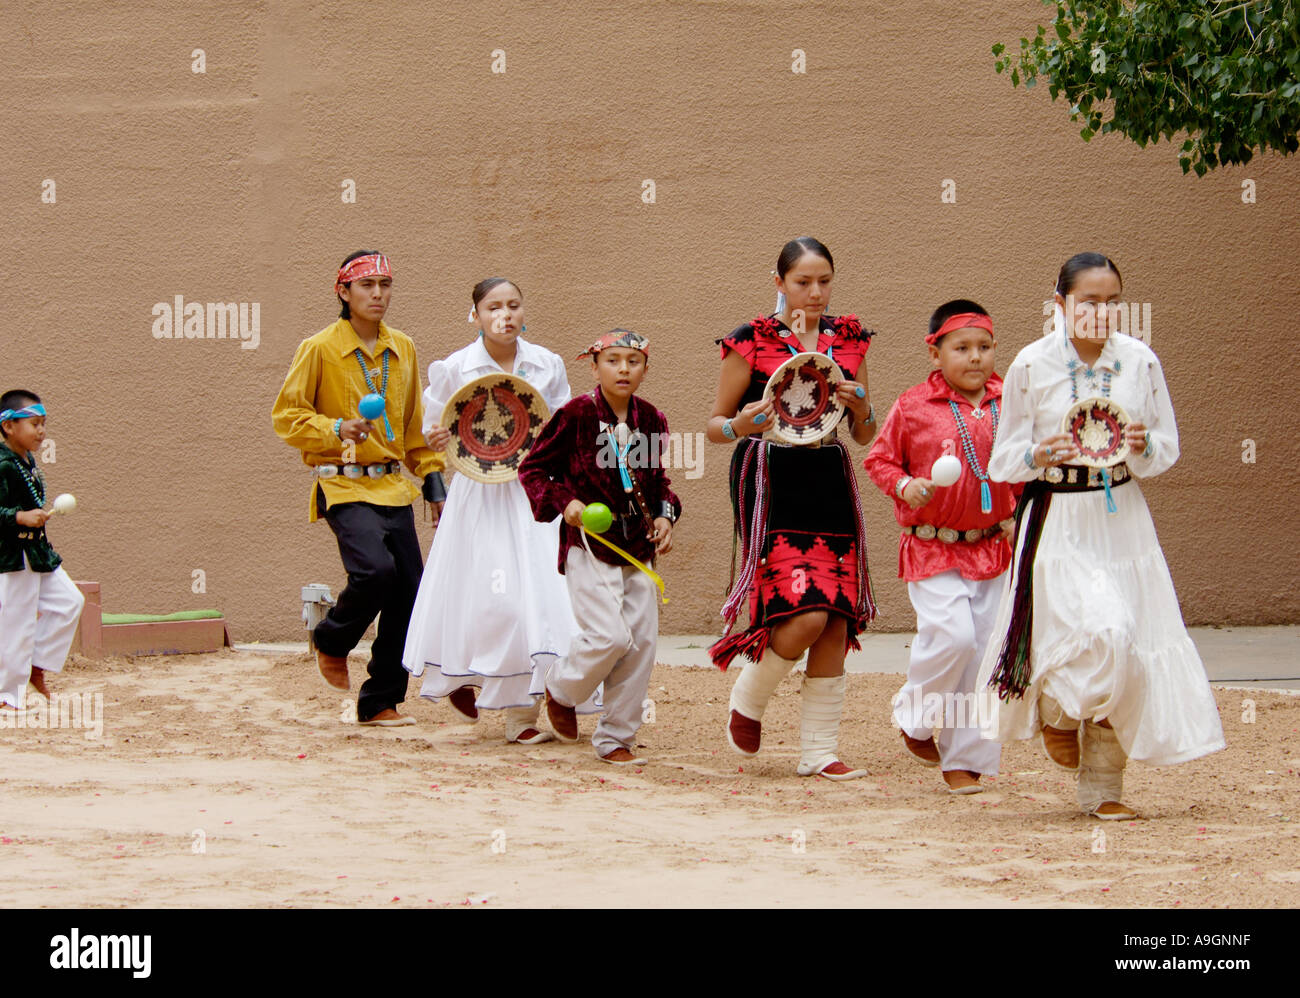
top-left (577, 329), bottom-right (650, 360)
top-left (927, 312), bottom-right (993, 346)
top-left (335, 254), bottom-right (392, 296)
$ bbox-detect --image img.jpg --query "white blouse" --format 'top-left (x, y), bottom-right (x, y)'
top-left (989, 326), bottom-right (1180, 485)
top-left (423, 334), bottom-right (572, 436)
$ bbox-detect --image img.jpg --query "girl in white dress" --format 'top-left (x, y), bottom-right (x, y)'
top-left (403, 278), bottom-right (588, 744)
top-left (977, 253), bottom-right (1224, 819)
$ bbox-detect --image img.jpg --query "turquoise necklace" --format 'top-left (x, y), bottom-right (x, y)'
top-left (1067, 359), bottom-right (1119, 402)
top-left (353, 348), bottom-right (395, 440)
top-left (13, 455), bottom-right (46, 507)
top-left (614, 427), bottom-right (634, 492)
top-left (1063, 322), bottom-right (1120, 401)
top-left (948, 399), bottom-right (999, 514)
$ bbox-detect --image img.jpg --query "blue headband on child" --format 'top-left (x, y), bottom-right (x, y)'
top-left (0, 403), bottom-right (46, 421)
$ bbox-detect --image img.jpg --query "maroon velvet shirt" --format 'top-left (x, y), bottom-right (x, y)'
top-left (519, 388), bottom-right (682, 574)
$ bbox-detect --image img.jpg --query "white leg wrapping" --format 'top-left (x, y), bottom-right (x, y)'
top-left (1078, 720), bottom-right (1127, 812)
top-left (729, 648), bottom-right (797, 721)
top-left (795, 674), bottom-right (844, 776)
top-left (504, 700), bottom-right (542, 741)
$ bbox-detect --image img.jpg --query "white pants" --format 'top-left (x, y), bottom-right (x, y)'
top-left (894, 570), bottom-right (1003, 775)
top-left (548, 545), bottom-right (658, 756)
top-left (0, 560), bottom-right (85, 708)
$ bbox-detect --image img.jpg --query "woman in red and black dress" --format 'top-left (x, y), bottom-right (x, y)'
top-left (706, 237), bottom-right (878, 780)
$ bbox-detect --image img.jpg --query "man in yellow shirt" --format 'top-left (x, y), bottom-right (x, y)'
top-left (272, 251), bottom-right (446, 726)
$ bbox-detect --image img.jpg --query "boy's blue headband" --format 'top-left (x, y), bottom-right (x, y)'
top-left (0, 403), bottom-right (46, 421)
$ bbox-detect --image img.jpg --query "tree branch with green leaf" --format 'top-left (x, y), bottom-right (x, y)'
top-left (992, 0), bottom-right (1300, 175)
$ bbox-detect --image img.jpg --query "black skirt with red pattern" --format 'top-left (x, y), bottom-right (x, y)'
top-left (709, 433), bottom-right (876, 670)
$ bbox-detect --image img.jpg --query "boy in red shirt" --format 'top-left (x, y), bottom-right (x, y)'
top-left (864, 301), bottom-right (1018, 794)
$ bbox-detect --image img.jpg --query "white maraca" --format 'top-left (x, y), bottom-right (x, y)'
top-left (929, 454), bottom-right (962, 488)
top-left (50, 493), bottom-right (77, 515)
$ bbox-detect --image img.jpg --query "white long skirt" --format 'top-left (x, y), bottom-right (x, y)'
top-left (975, 480), bottom-right (1224, 767)
top-left (403, 473), bottom-right (598, 713)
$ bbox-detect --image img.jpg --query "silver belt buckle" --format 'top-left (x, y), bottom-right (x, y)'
top-left (366, 464), bottom-right (387, 479)
top-left (937, 527), bottom-right (959, 544)
top-left (915, 524), bottom-right (937, 541)
top-left (316, 464), bottom-right (340, 479)
top-left (342, 464), bottom-right (365, 479)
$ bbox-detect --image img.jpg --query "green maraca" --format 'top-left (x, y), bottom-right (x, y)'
top-left (581, 502), bottom-right (613, 534)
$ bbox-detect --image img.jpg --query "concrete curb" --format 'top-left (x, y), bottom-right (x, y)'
top-left (235, 625), bottom-right (1300, 689)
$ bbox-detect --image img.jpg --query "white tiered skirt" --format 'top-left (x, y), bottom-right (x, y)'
top-left (976, 480), bottom-right (1224, 766)
top-left (403, 473), bottom-right (600, 713)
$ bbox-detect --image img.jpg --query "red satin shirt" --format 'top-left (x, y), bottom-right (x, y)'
top-left (864, 370), bottom-right (1020, 582)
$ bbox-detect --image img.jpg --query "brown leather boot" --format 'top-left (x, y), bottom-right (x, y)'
top-left (600, 746), bottom-right (648, 765)
top-left (545, 689), bottom-right (578, 742)
top-left (942, 770), bottom-right (983, 795)
top-left (727, 710), bottom-right (762, 756)
top-left (900, 730), bottom-right (941, 767)
top-left (1092, 801), bottom-right (1138, 820)
top-left (447, 685), bottom-right (479, 721)
top-left (316, 649), bottom-right (350, 691)
top-left (1041, 724), bottom-right (1080, 770)
top-left (28, 667), bottom-right (50, 699)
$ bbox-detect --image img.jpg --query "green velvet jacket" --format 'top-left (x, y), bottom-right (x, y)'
top-left (0, 443), bottom-right (61, 573)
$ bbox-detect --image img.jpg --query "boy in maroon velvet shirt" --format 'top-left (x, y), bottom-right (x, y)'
top-left (518, 330), bottom-right (680, 765)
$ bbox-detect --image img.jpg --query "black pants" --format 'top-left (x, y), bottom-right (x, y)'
top-left (314, 492), bottom-right (423, 721)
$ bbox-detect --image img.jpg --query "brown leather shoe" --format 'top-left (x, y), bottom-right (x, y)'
top-left (545, 689), bottom-right (578, 742)
top-left (317, 649), bottom-right (350, 691)
top-left (600, 746), bottom-right (648, 765)
top-left (900, 730), bottom-right (941, 767)
top-left (28, 666), bottom-right (50, 699)
top-left (727, 709), bottom-right (761, 756)
top-left (1041, 724), bottom-right (1080, 770)
top-left (942, 770), bottom-right (983, 795)
top-left (447, 685), bottom-right (479, 721)
top-left (1092, 800), bottom-right (1138, 821)
top-left (358, 708), bottom-right (415, 727)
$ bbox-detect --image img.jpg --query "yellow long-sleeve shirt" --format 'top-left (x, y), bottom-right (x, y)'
top-left (272, 318), bottom-right (445, 521)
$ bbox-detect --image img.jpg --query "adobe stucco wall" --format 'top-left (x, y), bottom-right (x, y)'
top-left (4, 1), bottom-right (1297, 640)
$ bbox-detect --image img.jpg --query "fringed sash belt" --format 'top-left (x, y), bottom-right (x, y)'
top-left (988, 462), bottom-right (1131, 701)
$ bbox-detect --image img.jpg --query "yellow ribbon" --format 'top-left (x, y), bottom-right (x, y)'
top-left (581, 526), bottom-right (667, 602)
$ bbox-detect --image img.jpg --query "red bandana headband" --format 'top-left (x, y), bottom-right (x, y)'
top-left (335, 254), bottom-right (392, 296)
top-left (576, 328), bottom-right (649, 360)
top-left (926, 312), bottom-right (993, 346)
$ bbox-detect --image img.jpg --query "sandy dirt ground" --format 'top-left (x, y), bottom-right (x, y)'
top-left (1, 648), bottom-right (1296, 908)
